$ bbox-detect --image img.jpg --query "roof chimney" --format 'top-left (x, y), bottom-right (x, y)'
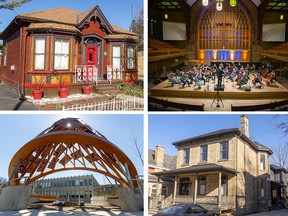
top-left (155, 145), bottom-right (164, 166)
top-left (240, 115), bottom-right (249, 137)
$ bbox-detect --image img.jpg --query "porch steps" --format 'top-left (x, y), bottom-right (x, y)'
top-left (95, 80), bottom-right (123, 94)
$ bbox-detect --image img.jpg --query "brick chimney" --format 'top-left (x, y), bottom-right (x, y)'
top-left (240, 115), bottom-right (249, 137)
top-left (155, 145), bottom-right (164, 166)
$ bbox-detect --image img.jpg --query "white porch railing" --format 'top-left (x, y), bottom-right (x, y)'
top-left (149, 195), bottom-right (161, 209)
top-left (107, 65), bottom-right (122, 84)
top-left (75, 65), bottom-right (98, 85)
top-left (62, 96), bottom-right (144, 111)
top-left (161, 194), bottom-right (173, 209)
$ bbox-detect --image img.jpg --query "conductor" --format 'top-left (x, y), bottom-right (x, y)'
top-left (217, 67), bottom-right (225, 87)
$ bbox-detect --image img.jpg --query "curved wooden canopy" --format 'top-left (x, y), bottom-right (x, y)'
top-left (8, 118), bottom-right (138, 188)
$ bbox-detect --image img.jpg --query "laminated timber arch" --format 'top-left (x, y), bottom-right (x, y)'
top-left (8, 118), bottom-right (138, 188)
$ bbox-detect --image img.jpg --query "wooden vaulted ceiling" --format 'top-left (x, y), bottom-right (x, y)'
top-left (150, 0), bottom-right (288, 12)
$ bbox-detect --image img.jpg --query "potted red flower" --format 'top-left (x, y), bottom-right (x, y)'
top-left (32, 74), bottom-right (45, 100)
top-left (53, 70), bottom-right (69, 98)
top-left (81, 80), bottom-right (92, 95)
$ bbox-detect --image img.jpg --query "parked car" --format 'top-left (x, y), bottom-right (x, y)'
top-left (152, 204), bottom-right (220, 216)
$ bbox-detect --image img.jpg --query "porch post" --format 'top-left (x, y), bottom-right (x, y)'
top-left (218, 172), bottom-right (222, 207)
top-left (194, 174), bottom-right (198, 204)
top-left (173, 176), bottom-right (177, 204)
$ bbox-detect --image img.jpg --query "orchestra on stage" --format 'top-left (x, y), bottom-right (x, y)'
top-left (167, 62), bottom-right (276, 91)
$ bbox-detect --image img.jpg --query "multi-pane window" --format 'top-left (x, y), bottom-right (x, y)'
top-left (201, 145), bottom-right (208, 161)
top-left (127, 46), bottom-right (135, 69)
top-left (179, 177), bottom-right (190, 195)
top-left (35, 38), bottom-right (45, 70)
top-left (54, 39), bottom-right (69, 70)
top-left (183, 148), bottom-right (190, 165)
top-left (151, 185), bottom-right (157, 198)
top-left (3, 44), bottom-right (7, 67)
top-left (260, 154), bottom-right (265, 170)
top-left (112, 46), bottom-right (121, 70)
top-left (275, 173), bottom-right (280, 181)
top-left (198, 176), bottom-right (206, 195)
top-left (220, 141), bottom-right (229, 160)
top-left (161, 186), bottom-right (167, 196)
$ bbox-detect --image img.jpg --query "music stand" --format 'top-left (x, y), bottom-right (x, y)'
top-left (211, 90), bottom-right (224, 108)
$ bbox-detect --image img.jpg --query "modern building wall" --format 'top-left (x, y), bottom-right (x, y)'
top-left (30, 174), bottom-right (99, 202)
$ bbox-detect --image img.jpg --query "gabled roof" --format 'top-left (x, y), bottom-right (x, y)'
top-left (172, 128), bottom-right (272, 155)
top-left (1, 6), bottom-right (137, 40)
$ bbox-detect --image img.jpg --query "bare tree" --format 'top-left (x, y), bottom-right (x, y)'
top-left (0, 177), bottom-right (7, 185)
top-left (273, 115), bottom-right (288, 136)
top-left (271, 142), bottom-right (288, 168)
top-left (130, 131), bottom-right (144, 167)
top-left (0, 0), bottom-right (31, 10)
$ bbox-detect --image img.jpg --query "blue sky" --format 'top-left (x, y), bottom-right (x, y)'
top-left (0, 114), bottom-right (143, 185)
top-left (0, 0), bottom-right (143, 32)
top-left (149, 114), bottom-right (288, 157)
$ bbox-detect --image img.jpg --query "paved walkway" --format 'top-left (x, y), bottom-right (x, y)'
top-left (0, 83), bottom-right (37, 110)
top-left (0, 209), bottom-right (143, 215)
top-left (247, 209), bottom-right (288, 216)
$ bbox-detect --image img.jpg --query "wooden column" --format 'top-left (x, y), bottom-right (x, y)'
top-left (218, 172), bottom-right (222, 207)
top-left (194, 175), bottom-right (198, 204)
top-left (173, 176), bottom-right (178, 204)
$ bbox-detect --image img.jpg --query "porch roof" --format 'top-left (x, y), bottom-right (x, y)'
top-left (27, 23), bottom-right (80, 33)
top-left (152, 163), bottom-right (237, 177)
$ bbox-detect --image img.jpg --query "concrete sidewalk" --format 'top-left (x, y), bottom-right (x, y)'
top-left (0, 83), bottom-right (37, 110)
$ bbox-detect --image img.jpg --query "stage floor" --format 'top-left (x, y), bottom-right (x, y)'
top-left (149, 77), bottom-right (288, 111)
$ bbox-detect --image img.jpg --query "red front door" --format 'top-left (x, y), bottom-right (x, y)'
top-left (86, 46), bottom-right (97, 66)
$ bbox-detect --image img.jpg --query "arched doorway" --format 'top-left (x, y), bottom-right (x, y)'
top-left (198, 0), bottom-right (251, 64)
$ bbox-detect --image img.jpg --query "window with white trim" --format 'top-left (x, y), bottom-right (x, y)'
top-left (112, 45), bottom-right (121, 70)
top-left (260, 154), bottom-right (265, 170)
top-left (127, 46), bottom-right (135, 69)
top-left (151, 184), bottom-right (157, 198)
top-left (275, 173), bottom-right (280, 181)
top-left (35, 38), bottom-right (46, 70)
top-left (54, 39), bottom-right (69, 70)
top-left (3, 43), bottom-right (7, 67)
top-left (198, 176), bottom-right (206, 195)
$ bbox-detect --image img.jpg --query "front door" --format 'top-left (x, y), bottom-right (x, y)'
top-left (86, 46), bottom-right (97, 66)
top-left (85, 45), bottom-right (98, 81)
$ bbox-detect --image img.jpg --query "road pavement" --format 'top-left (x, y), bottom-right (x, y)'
top-left (0, 83), bottom-right (37, 110)
top-left (247, 209), bottom-right (288, 216)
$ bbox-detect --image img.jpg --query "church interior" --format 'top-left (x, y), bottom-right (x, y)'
top-left (148, 0), bottom-right (288, 111)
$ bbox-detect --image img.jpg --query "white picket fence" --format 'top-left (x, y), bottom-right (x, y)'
top-left (63, 96), bottom-right (144, 111)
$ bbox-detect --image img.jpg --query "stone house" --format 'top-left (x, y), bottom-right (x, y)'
top-left (152, 115), bottom-right (272, 215)
top-left (148, 145), bottom-right (176, 208)
top-left (270, 164), bottom-right (288, 209)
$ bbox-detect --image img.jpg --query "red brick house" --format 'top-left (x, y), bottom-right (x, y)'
top-left (0, 5), bottom-right (139, 97)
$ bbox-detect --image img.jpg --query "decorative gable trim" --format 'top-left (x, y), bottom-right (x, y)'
top-left (77, 6), bottom-right (113, 34)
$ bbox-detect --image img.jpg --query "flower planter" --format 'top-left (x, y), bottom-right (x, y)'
top-left (32, 89), bottom-right (43, 100)
top-left (82, 85), bottom-right (92, 95)
top-left (59, 88), bottom-right (69, 98)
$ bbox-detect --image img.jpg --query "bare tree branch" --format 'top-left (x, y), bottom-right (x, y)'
top-left (271, 142), bottom-right (288, 168)
top-left (130, 131), bottom-right (144, 166)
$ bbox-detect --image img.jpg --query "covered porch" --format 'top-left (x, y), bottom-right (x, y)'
top-left (152, 163), bottom-right (237, 212)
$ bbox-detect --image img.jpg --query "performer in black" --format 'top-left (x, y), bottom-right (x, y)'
top-left (217, 66), bottom-right (225, 87)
